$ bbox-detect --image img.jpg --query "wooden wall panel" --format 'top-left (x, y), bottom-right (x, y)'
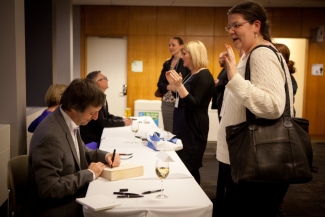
top-left (128, 7), bottom-right (157, 35)
top-left (271, 8), bottom-right (302, 37)
top-left (214, 8), bottom-right (229, 37)
top-left (301, 9), bottom-right (325, 38)
top-left (305, 41), bottom-right (325, 139)
top-left (84, 6), bottom-right (128, 35)
top-left (81, 5), bottom-right (325, 140)
top-left (157, 7), bottom-right (186, 36)
top-left (185, 7), bottom-right (215, 36)
top-left (127, 36), bottom-right (157, 114)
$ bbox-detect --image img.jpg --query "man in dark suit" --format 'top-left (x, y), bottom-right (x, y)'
top-left (211, 51), bottom-right (229, 121)
top-left (80, 71), bottom-right (131, 145)
top-left (26, 79), bottom-right (120, 217)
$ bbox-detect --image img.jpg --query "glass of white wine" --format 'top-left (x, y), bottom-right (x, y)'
top-left (125, 107), bottom-right (131, 118)
top-left (131, 119), bottom-right (139, 144)
top-left (155, 158), bottom-right (169, 199)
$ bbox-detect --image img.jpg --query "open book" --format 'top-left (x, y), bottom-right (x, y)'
top-left (76, 194), bottom-right (121, 211)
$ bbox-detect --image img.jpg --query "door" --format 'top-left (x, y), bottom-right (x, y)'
top-left (87, 37), bottom-right (127, 117)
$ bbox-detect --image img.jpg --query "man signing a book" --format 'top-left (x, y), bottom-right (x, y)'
top-left (24, 79), bottom-right (120, 217)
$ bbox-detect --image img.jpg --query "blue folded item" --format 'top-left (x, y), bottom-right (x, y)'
top-left (147, 132), bottom-right (178, 151)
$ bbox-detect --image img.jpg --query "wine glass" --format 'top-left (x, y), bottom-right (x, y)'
top-left (155, 158), bottom-right (169, 199)
top-left (125, 107), bottom-right (131, 118)
top-left (131, 120), bottom-right (139, 144)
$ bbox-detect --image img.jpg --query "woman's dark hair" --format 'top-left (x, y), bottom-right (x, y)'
top-left (171, 36), bottom-right (184, 45)
top-left (274, 43), bottom-right (296, 74)
top-left (228, 1), bottom-right (272, 43)
top-left (60, 78), bottom-right (105, 112)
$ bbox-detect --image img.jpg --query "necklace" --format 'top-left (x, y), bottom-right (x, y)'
top-left (170, 58), bottom-right (180, 70)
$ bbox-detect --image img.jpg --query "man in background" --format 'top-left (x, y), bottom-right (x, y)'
top-left (211, 51), bottom-right (229, 121)
top-left (80, 71), bottom-right (131, 146)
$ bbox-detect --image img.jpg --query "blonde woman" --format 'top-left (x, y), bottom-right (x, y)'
top-left (28, 84), bottom-right (67, 132)
top-left (166, 40), bottom-right (215, 184)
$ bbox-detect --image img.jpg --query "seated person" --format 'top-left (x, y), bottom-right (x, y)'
top-left (25, 78), bottom-right (120, 217)
top-left (28, 84), bottom-right (67, 132)
top-left (80, 71), bottom-right (131, 145)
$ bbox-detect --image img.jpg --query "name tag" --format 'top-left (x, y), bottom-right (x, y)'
top-left (175, 96), bottom-right (179, 108)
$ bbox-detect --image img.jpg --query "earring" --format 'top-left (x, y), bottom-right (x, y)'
top-left (254, 34), bottom-right (257, 38)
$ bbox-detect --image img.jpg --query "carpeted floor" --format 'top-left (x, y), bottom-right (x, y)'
top-left (200, 141), bottom-right (325, 217)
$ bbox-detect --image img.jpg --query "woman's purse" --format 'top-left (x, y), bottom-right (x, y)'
top-left (226, 45), bottom-right (314, 184)
top-left (155, 89), bottom-right (163, 97)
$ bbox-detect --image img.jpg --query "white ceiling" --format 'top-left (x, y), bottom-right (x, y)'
top-left (73, 0), bottom-right (325, 8)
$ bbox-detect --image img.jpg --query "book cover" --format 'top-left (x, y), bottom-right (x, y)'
top-left (76, 194), bottom-right (121, 211)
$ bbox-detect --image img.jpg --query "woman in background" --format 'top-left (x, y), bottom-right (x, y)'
top-left (274, 43), bottom-right (298, 95)
top-left (156, 37), bottom-right (190, 133)
top-left (166, 40), bottom-right (214, 184)
top-left (28, 84), bottom-right (67, 132)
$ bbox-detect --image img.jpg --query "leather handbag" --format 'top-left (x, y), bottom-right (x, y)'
top-left (226, 45), bottom-right (313, 184)
top-left (155, 89), bottom-right (163, 97)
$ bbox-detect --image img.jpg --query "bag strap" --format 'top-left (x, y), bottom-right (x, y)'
top-left (244, 45), bottom-right (291, 122)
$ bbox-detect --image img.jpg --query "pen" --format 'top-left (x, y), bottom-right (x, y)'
top-left (111, 149), bottom-right (116, 168)
top-left (119, 153), bottom-right (133, 156)
top-left (117, 195), bottom-right (143, 198)
top-left (142, 189), bottom-right (164, 194)
top-left (113, 192), bottom-right (140, 196)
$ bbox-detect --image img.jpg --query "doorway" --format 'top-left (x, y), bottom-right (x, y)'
top-left (273, 38), bottom-right (307, 118)
top-left (86, 37), bottom-right (127, 117)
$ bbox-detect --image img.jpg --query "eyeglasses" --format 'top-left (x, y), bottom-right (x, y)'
top-left (97, 76), bottom-right (108, 82)
top-left (225, 20), bottom-right (252, 32)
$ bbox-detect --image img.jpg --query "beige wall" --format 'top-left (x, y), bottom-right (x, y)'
top-left (273, 38), bottom-right (307, 118)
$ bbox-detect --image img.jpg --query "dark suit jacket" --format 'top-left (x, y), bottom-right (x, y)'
top-left (26, 107), bottom-right (108, 217)
top-left (80, 101), bottom-right (125, 144)
top-left (211, 68), bottom-right (228, 120)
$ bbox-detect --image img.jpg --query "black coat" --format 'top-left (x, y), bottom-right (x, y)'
top-left (80, 100), bottom-right (125, 144)
top-left (211, 68), bottom-right (228, 120)
top-left (157, 56), bottom-right (190, 96)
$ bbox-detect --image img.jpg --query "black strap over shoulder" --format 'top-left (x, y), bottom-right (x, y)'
top-left (244, 44), bottom-right (291, 122)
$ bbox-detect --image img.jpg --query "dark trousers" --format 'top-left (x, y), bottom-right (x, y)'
top-left (213, 162), bottom-right (289, 217)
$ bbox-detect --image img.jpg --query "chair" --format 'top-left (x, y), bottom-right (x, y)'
top-left (7, 155), bottom-right (28, 217)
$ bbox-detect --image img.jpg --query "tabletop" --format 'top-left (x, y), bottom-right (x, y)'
top-left (83, 116), bottom-right (212, 217)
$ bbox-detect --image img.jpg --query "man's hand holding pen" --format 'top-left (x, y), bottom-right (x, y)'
top-left (106, 150), bottom-right (120, 168)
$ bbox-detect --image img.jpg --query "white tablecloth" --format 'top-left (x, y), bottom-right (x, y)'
top-left (83, 116), bottom-right (213, 217)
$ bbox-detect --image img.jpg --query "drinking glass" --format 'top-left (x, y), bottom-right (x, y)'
top-left (125, 107), bottom-right (131, 118)
top-left (131, 120), bottom-right (139, 144)
top-left (155, 158), bottom-right (169, 199)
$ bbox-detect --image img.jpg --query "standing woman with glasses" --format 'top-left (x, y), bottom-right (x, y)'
top-left (214, 1), bottom-right (294, 217)
top-left (156, 37), bottom-right (190, 133)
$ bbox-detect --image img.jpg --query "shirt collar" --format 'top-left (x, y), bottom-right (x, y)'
top-left (60, 106), bottom-right (79, 134)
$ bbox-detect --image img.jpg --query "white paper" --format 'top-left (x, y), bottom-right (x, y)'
top-left (312, 64), bottom-right (324, 76)
top-left (131, 60), bottom-right (143, 72)
top-left (156, 151), bottom-right (174, 162)
top-left (76, 194), bottom-right (121, 211)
